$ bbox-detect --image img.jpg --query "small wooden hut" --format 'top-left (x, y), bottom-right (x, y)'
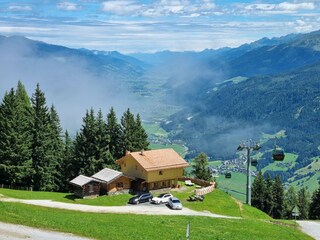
top-left (69, 175), bottom-right (100, 198)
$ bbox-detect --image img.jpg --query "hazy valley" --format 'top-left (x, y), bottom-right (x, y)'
top-left (1, 30), bottom-right (319, 198)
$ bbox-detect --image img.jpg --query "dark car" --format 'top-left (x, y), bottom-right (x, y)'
top-left (128, 193), bottom-right (153, 204)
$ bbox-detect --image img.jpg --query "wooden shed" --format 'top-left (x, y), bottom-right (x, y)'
top-left (92, 168), bottom-right (133, 195)
top-left (69, 175), bottom-right (100, 199)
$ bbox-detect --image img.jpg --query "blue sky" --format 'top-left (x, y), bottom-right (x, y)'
top-left (0, 0), bottom-right (319, 53)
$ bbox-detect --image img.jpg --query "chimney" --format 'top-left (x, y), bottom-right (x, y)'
top-left (125, 150), bottom-right (130, 156)
top-left (140, 149), bottom-right (144, 155)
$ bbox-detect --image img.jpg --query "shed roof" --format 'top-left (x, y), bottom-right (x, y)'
top-left (116, 148), bottom-right (189, 171)
top-left (91, 168), bottom-right (124, 183)
top-left (69, 175), bottom-right (98, 187)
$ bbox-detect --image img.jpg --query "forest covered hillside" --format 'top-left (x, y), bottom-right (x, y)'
top-left (0, 30), bottom-right (319, 192)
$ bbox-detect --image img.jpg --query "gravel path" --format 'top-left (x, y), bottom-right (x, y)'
top-left (0, 221), bottom-right (92, 240)
top-left (297, 221), bottom-right (320, 240)
top-left (1, 197), bottom-right (239, 219)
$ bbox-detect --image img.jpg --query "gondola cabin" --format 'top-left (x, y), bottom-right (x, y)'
top-left (225, 172), bottom-right (232, 179)
top-left (251, 159), bottom-right (258, 167)
top-left (273, 147), bottom-right (285, 161)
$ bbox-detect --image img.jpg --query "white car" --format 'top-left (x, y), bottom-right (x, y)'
top-left (151, 193), bottom-right (173, 204)
top-left (168, 197), bottom-right (183, 210)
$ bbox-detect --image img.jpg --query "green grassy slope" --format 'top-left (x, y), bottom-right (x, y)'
top-left (0, 202), bottom-right (312, 240)
top-left (215, 172), bottom-right (248, 203)
top-left (0, 188), bottom-right (312, 239)
top-left (0, 188), bottom-right (131, 206)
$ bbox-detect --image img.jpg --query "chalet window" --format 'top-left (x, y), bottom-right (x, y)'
top-left (116, 182), bottom-right (123, 188)
top-left (159, 170), bottom-right (163, 175)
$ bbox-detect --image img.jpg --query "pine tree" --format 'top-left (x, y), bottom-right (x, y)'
top-left (0, 89), bottom-right (18, 185)
top-left (263, 173), bottom-right (274, 215)
top-left (283, 186), bottom-right (297, 219)
top-left (14, 81), bottom-right (33, 186)
top-left (0, 82), bottom-right (33, 187)
top-left (60, 130), bottom-right (74, 192)
top-left (48, 105), bottom-right (64, 191)
top-left (31, 84), bottom-right (54, 191)
top-left (120, 108), bottom-right (136, 152)
top-left (96, 109), bottom-right (113, 168)
top-left (271, 175), bottom-right (284, 219)
top-left (309, 186), bottom-right (320, 220)
top-left (134, 113), bottom-right (149, 151)
top-left (106, 107), bottom-right (123, 159)
top-left (297, 187), bottom-right (310, 220)
top-left (191, 152), bottom-right (212, 181)
top-left (73, 108), bottom-right (99, 176)
top-left (252, 171), bottom-right (266, 211)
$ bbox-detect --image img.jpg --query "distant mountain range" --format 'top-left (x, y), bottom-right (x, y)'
top-left (159, 30), bottom-right (320, 187)
top-left (0, 31), bottom-right (319, 188)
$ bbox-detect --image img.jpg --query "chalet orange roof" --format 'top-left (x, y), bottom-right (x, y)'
top-left (117, 148), bottom-right (189, 171)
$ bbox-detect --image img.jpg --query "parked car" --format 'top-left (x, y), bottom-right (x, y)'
top-left (168, 197), bottom-right (183, 210)
top-left (128, 193), bottom-right (153, 204)
top-left (151, 193), bottom-right (173, 204)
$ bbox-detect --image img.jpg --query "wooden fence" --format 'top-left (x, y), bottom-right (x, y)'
top-left (178, 177), bottom-right (215, 196)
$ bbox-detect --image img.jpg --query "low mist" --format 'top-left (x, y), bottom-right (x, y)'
top-left (0, 38), bottom-right (138, 133)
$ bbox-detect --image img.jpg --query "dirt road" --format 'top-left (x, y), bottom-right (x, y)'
top-left (297, 221), bottom-right (320, 240)
top-left (1, 197), bottom-right (239, 219)
top-left (0, 221), bottom-right (92, 240)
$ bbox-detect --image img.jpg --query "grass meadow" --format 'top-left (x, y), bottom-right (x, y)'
top-left (0, 201), bottom-right (312, 240)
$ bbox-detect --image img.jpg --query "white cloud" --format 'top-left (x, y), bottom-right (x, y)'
top-left (101, 0), bottom-right (216, 17)
top-left (57, 2), bottom-right (79, 11)
top-left (8, 5), bottom-right (32, 11)
top-left (101, 1), bottom-right (142, 15)
top-left (243, 1), bottom-right (315, 14)
top-left (245, 4), bottom-right (274, 11)
top-left (278, 2), bottom-right (315, 11)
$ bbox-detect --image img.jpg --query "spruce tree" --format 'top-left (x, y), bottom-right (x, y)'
top-left (106, 107), bottom-right (123, 159)
top-left (134, 113), bottom-right (149, 151)
top-left (297, 187), bottom-right (310, 220)
top-left (120, 108), bottom-right (136, 152)
top-left (60, 130), bottom-right (74, 191)
top-left (0, 89), bottom-right (18, 185)
top-left (191, 152), bottom-right (212, 181)
top-left (0, 82), bottom-right (33, 187)
top-left (252, 171), bottom-right (266, 211)
top-left (31, 84), bottom-right (54, 191)
top-left (309, 186), bottom-right (320, 220)
top-left (283, 186), bottom-right (297, 219)
top-left (96, 109), bottom-right (113, 168)
top-left (14, 81), bottom-right (33, 186)
top-left (271, 175), bottom-right (284, 219)
top-left (48, 105), bottom-right (64, 191)
top-left (263, 173), bottom-right (274, 215)
top-left (73, 108), bottom-right (99, 176)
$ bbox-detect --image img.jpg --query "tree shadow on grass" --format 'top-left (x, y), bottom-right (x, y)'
top-left (64, 194), bottom-right (78, 201)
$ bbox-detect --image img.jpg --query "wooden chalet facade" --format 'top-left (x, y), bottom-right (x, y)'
top-left (116, 148), bottom-right (189, 191)
top-left (91, 168), bottom-right (133, 195)
top-left (69, 175), bottom-right (100, 199)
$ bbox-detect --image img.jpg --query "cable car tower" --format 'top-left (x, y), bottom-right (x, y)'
top-left (237, 140), bottom-right (261, 205)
